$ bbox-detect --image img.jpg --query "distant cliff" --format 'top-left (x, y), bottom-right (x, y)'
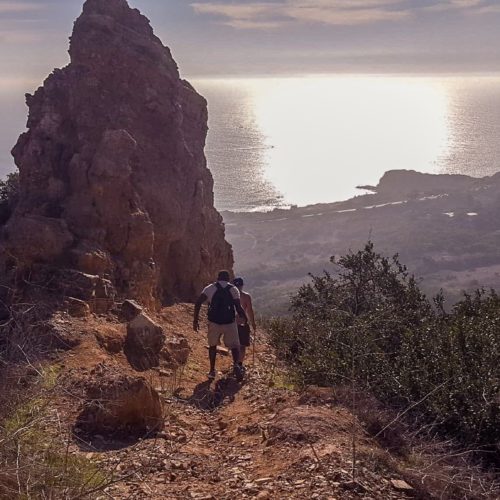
top-left (0, 0), bottom-right (233, 308)
top-left (367, 169), bottom-right (476, 196)
top-left (358, 169), bottom-right (477, 197)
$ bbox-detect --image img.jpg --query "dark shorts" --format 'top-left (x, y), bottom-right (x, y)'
top-left (237, 323), bottom-right (251, 347)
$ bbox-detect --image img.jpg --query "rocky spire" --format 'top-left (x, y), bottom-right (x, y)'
top-left (2, 0), bottom-right (233, 307)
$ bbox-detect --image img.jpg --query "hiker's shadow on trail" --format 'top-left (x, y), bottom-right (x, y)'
top-left (186, 375), bottom-right (243, 411)
top-left (72, 426), bottom-right (155, 452)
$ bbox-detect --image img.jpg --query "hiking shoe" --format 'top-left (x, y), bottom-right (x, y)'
top-left (233, 364), bottom-right (244, 382)
top-left (207, 370), bottom-right (216, 380)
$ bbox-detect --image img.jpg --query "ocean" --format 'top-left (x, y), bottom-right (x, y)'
top-left (1, 75), bottom-right (500, 212)
top-left (194, 75), bottom-right (500, 212)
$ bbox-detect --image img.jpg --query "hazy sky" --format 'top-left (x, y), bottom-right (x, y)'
top-left (0, 0), bottom-right (499, 172)
top-left (1, 0), bottom-right (500, 85)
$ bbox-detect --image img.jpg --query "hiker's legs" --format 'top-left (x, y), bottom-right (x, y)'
top-left (207, 322), bottom-right (223, 375)
top-left (239, 345), bottom-right (246, 363)
top-left (222, 322), bottom-right (241, 366)
top-left (209, 346), bottom-right (217, 372)
top-left (237, 324), bottom-right (251, 364)
top-left (231, 347), bottom-right (240, 364)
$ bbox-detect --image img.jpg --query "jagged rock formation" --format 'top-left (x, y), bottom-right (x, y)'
top-left (1, 0), bottom-right (233, 307)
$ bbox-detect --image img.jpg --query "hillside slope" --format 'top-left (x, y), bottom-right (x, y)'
top-left (4, 302), bottom-right (496, 499)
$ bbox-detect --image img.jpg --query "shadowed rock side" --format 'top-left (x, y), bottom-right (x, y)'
top-left (1, 0), bottom-right (232, 307)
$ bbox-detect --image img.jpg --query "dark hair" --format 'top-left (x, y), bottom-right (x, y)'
top-left (233, 277), bottom-right (244, 288)
top-left (217, 270), bottom-right (231, 282)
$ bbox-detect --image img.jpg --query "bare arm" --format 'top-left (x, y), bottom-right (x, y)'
top-left (234, 299), bottom-right (248, 324)
top-left (193, 293), bottom-right (207, 331)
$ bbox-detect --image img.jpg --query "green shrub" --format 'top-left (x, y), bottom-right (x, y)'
top-left (269, 242), bottom-right (500, 452)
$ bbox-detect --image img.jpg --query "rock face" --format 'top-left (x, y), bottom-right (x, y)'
top-left (2, 0), bottom-right (233, 307)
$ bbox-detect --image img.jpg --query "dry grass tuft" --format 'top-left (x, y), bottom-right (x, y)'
top-left (0, 366), bottom-right (110, 499)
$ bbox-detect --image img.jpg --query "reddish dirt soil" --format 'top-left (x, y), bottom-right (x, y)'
top-left (46, 304), bottom-right (421, 499)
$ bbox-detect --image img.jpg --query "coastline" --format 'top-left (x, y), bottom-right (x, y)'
top-left (223, 169), bottom-right (500, 314)
top-left (222, 168), bottom-right (490, 218)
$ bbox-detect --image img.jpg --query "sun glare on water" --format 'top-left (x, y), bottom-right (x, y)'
top-left (196, 74), bottom-right (500, 211)
top-left (247, 75), bottom-right (450, 205)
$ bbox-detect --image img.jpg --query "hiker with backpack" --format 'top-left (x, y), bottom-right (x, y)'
top-left (233, 277), bottom-right (257, 367)
top-left (193, 270), bottom-right (248, 381)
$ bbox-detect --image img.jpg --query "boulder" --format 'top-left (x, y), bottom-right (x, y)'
top-left (124, 312), bottom-right (165, 370)
top-left (64, 297), bottom-right (91, 318)
top-left (120, 299), bottom-right (143, 322)
top-left (77, 364), bottom-right (163, 435)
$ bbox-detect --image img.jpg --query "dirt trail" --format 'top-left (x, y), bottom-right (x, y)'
top-left (52, 304), bottom-right (416, 499)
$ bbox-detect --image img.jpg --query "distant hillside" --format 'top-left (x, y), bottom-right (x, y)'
top-left (224, 169), bottom-right (500, 314)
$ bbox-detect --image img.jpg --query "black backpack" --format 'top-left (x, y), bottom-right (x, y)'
top-left (207, 283), bottom-right (236, 325)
